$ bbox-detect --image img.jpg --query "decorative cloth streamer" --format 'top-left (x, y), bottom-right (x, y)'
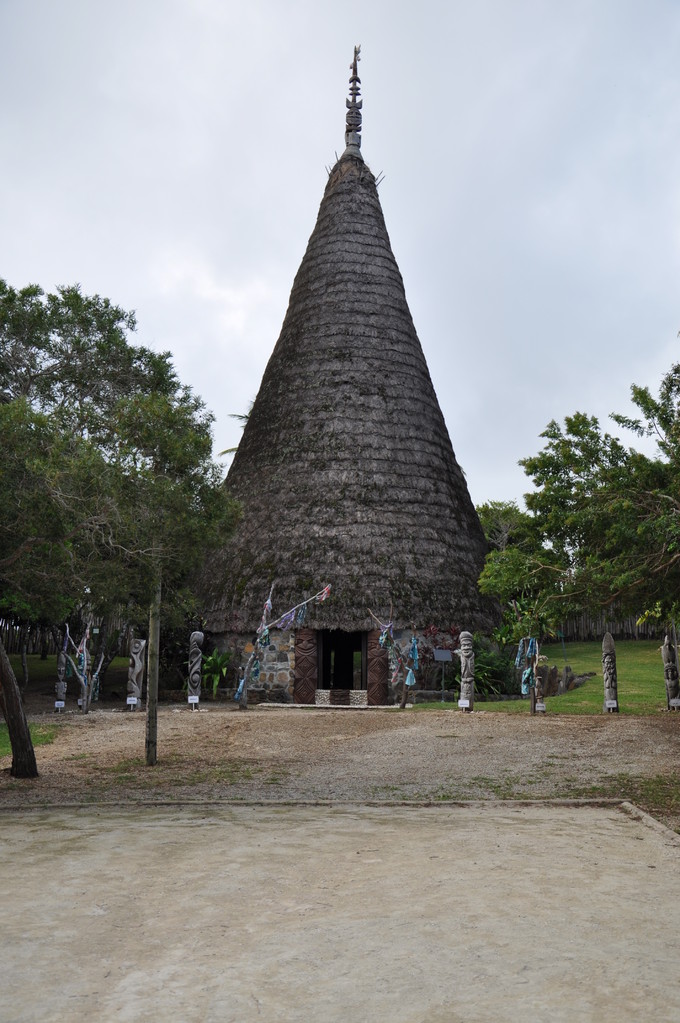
top-left (527, 638), bottom-right (537, 659)
top-left (257, 625), bottom-right (269, 647)
top-left (405, 668), bottom-right (416, 687)
top-left (409, 636), bottom-right (419, 671)
top-left (277, 609), bottom-right (296, 630)
top-left (379, 623), bottom-right (394, 648)
top-left (515, 638), bottom-right (526, 669)
top-left (521, 667), bottom-right (535, 696)
top-left (238, 582), bottom-right (331, 705)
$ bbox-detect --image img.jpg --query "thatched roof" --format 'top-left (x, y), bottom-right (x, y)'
top-left (201, 62), bottom-right (498, 635)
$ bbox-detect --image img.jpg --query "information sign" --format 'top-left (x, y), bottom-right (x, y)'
top-left (458, 699), bottom-right (470, 708)
top-left (605, 699), bottom-right (618, 710)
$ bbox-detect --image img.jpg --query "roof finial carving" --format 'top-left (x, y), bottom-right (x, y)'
top-left (344, 45), bottom-right (362, 156)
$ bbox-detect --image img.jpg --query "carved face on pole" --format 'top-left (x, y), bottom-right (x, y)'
top-left (458, 632), bottom-right (474, 677)
top-left (662, 635), bottom-right (679, 700)
top-left (456, 631), bottom-right (475, 706)
top-left (128, 639), bottom-right (146, 700)
top-left (56, 650), bottom-right (67, 701)
top-left (188, 631), bottom-right (204, 698)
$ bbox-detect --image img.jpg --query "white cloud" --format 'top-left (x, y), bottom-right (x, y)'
top-left (2, 0), bottom-right (679, 504)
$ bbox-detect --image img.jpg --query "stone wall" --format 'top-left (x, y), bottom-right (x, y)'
top-left (214, 626), bottom-right (465, 706)
top-left (215, 629), bottom-right (296, 701)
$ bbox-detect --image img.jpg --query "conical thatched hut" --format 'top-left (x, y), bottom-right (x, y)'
top-left (202, 49), bottom-right (498, 704)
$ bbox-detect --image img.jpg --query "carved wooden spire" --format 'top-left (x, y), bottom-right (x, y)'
top-left (344, 45), bottom-right (362, 155)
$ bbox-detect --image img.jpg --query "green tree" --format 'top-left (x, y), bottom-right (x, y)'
top-left (0, 279), bottom-right (238, 775)
top-left (479, 358), bottom-right (680, 638)
top-left (477, 500), bottom-right (564, 642)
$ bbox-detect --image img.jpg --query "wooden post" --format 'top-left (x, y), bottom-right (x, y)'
top-left (399, 671), bottom-right (408, 709)
top-left (145, 573), bottom-right (162, 766)
top-left (662, 633), bottom-right (680, 711)
top-left (521, 637), bottom-right (538, 714)
top-left (456, 632), bottom-right (475, 712)
top-left (602, 632), bottom-right (619, 713)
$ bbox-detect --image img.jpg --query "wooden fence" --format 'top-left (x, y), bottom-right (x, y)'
top-left (558, 613), bottom-right (663, 642)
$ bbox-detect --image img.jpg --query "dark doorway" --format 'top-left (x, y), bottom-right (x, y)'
top-left (319, 631), bottom-right (367, 690)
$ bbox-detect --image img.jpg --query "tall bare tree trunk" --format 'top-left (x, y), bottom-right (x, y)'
top-left (0, 637), bottom-right (38, 778)
top-left (145, 572), bottom-right (162, 766)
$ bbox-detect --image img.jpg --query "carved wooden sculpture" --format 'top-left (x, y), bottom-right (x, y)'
top-left (127, 638), bottom-right (147, 709)
top-left (188, 631), bottom-right (204, 699)
top-left (602, 632), bottom-right (618, 712)
top-left (55, 650), bottom-right (67, 703)
top-left (662, 634), bottom-right (679, 709)
top-left (456, 631), bottom-right (475, 712)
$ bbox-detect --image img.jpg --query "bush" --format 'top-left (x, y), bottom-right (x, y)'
top-left (472, 635), bottom-right (517, 697)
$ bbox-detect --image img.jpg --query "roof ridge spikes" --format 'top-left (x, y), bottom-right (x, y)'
top-left (343, 44), bottom-right (363, 159)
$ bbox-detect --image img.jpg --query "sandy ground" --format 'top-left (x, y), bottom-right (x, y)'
top-left (2, 802), bottom-right (680, 1023)
top-left (3, 705), bottom-right (680, 1021)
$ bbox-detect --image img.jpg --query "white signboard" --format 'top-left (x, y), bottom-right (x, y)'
top-left (127, 696), bottom-right (138, 706)
top-left (54, 700), bottom-right (65, 710)
top-left (188, 695), bottom-right (199, 705)
top-left (605, 699), bottom-right (618, 710)
top-left (458, 699), bottom-right (470, 709)
top-left (77, 698), bottom-right (82, 707)
top-left (535, 702), bottom-right (546, 712)
top-left (670, 699), bottom-right (680, 709)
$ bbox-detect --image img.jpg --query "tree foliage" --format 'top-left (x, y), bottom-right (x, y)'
top-left (479, 358), bottom-right (680, 635)
top-left (477, 500), bottom-right (564, 641)
top-left (0, 278), bottom-right (239, 774)
top-left (0, 278), bottom-right (238, 627)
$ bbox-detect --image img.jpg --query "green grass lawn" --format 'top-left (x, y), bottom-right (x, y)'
top-left (0, 723), bottom-right (57, 758)
top-left (417, 639), bottom-right (669, 715)
top-left (6, 643), bottom-right (671, 716)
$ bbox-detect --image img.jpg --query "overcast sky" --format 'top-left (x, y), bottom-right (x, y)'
top-left (2, 0), bottom-right (679, 507)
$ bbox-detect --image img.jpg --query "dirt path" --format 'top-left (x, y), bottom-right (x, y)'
top-left (2, 704), bottom-right (679, 828)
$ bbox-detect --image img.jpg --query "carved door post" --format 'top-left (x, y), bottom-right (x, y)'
top-left (367, 630), bottom-right (388, 705)
top-left (294, 629), bottom-right (318, 704)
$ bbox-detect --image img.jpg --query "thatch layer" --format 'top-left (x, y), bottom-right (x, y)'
top-left (202, 152), bottom-right (498, 633)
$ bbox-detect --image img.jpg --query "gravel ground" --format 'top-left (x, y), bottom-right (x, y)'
top-left (3, 703), bottom-right (679, 828)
